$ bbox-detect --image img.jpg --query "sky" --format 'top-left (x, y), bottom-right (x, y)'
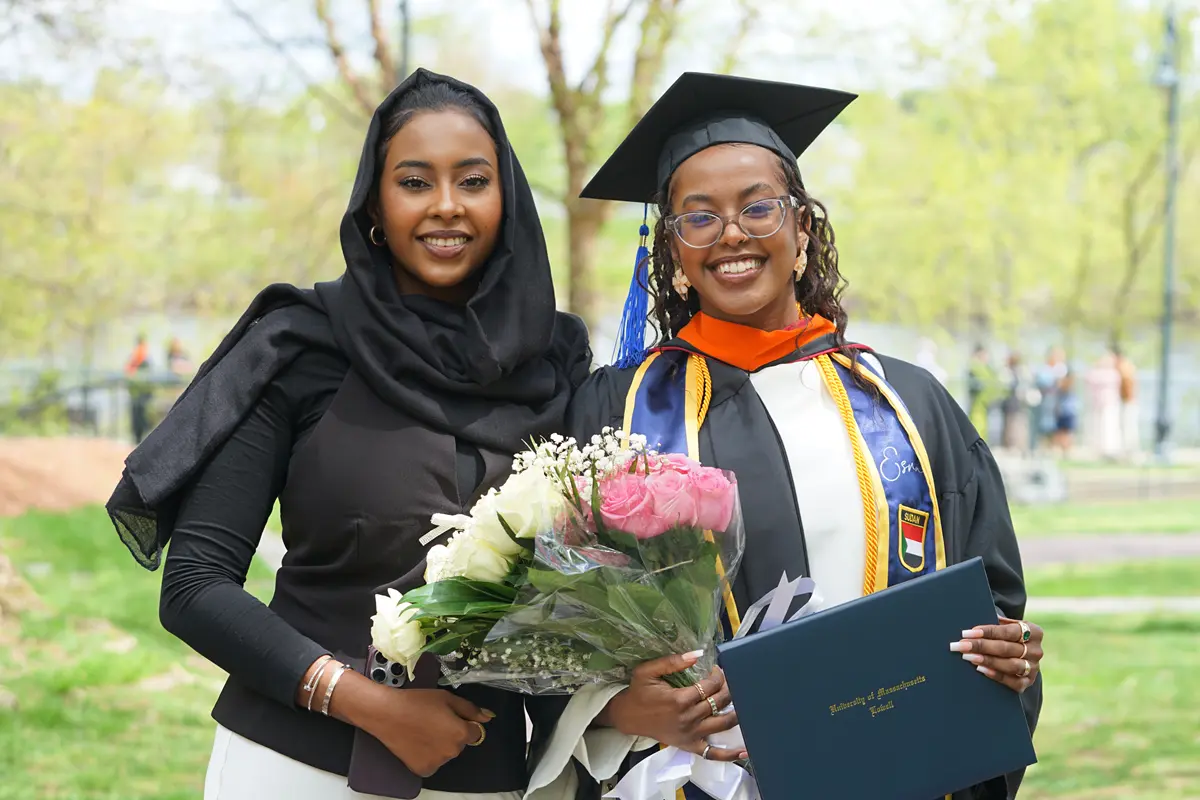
top-left (5, 0), bottom-right (970, 100)
top-left (6, 0), bottom-right (1195, 111)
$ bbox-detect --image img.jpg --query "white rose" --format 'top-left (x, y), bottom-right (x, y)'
top-left (490, 467), bottom-right (566, 540)
top-left (444, 532), bottom-right (515, 583)
top-left (370, 589), bottom-right (426, 679)
top-left (424, 542), bottom-right (454, 583)
top-left (469, 490), bottom-right (526, 557)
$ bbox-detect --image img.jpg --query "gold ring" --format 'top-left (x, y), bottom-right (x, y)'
top-left (1018, 659), bottom-right (1032, 679)
top-left (695, 683), bottom-right (709, 701)
top-left (707, 697), bottom-right (719, 717)
top-left (702, 744), bottom-right (713, 760)
top-left (468, 721), bottom-right (486, 746)
top-left (1018, 620), bottom-right (1031, 643)
top-left (1019, 642), bottom-right (1028, 659)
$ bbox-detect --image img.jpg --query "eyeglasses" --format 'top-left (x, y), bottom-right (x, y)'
top-left (666, 195), bottom-right (800, 249)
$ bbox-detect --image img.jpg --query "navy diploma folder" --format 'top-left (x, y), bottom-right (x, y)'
top-left (717, 557), bottom-right (1036, 800)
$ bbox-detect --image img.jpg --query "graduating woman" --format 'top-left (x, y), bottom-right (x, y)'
top-left (567, 73), bottom-right (1045, 800)
top-left (105, 69), bottom-right (621, 799)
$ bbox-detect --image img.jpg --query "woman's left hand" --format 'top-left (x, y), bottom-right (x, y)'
top-left (951, 616), bottom-right (1044, 693)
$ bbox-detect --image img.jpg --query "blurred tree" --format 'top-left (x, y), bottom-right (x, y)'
top-left (0, 0), bottom-right (97, 48)
top-left (835, 0), bottom-right (1198, 348)
top-left (523, 0), bottom-right (768, 326)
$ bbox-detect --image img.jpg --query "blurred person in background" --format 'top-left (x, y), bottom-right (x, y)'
top-left (1086, 351), bottom-right (1122, 460)
top-left (166, 336), bottom-right (194, 377)
top-left (967, 345), bottom-right (1003, 442)
top-left (1034, 348), bottom-right (1067, 453)
top-left (915, 337), bottom-right (948, 385)
top-left (1113, 346), bottom-right (1140, 460)
top-left (1000, 352), bottom-right (1036, 456)
top-left (1053, 369), bottom-right (1079, 458)
top-left (124, 333), bottom-right (153, 443)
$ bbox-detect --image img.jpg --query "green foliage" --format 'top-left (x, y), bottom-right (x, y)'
top-left (833, 0), bottom-right (1198, 343)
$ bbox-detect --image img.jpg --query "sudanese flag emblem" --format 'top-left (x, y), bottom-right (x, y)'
top-left (897, 505), bottom-right (929, 573)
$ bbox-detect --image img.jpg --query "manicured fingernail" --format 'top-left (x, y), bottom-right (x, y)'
top-left (949, 641), bottom-right (968, 653)
top-left (739, 752), bottom-right (749, 760)
top-left (482, 708), bottom-right (496, 719)
top-left (962, 653), bottom-right (984, 665)
top-left (976, 665), bottom-right (994, 677)
top-left (962, 629), bottom-right (984, 638)
top-left (683, 650), bottom-right (705, 660)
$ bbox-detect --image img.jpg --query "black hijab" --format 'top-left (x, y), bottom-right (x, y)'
top-left (107, 69), bottom-right (591, 570)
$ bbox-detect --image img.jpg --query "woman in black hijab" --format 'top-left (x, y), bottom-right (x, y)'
top-left (106, 70), bottom-right (593, 799)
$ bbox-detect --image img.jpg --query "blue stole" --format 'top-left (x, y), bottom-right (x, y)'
top-left (623, 349), bottom-right (946, 600)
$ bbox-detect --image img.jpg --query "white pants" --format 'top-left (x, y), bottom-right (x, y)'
top-left (204, 724), bottom-right (522, 800)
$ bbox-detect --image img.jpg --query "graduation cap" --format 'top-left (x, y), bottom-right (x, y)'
top-left (588, 72), bottom-right (857, 368)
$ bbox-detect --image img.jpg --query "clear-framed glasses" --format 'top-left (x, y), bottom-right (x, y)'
top-left (666, 195), bottom-right (800, 249)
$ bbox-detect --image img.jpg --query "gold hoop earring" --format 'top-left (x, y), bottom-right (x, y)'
top-left (672, 264), bottom-right (691, 299)
top-left (369, 225), bottom-right (386, 246)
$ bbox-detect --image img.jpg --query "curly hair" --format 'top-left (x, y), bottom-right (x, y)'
top-left (644, 152), bottom-right (853, 357)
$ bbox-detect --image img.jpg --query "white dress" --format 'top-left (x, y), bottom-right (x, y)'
top-left (204, 685), bottom-right (648, 800)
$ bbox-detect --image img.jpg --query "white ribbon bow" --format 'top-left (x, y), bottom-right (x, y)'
top-left (603, 746), bottom-right (759, 800)
top-left (419, 513), bottom-right (472, 546)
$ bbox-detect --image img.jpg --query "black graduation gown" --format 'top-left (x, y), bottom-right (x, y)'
top-left (565, 345), bottom-right (1042, 800)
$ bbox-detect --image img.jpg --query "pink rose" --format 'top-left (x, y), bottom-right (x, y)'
top-left (690, 467), bottom-right (736, 532)
top-left (599, 474), bottom-right (667, 539)
top-left (646, 468), bottom-right (700, 531)
top-left (658, 453), bottom-right (699, 475)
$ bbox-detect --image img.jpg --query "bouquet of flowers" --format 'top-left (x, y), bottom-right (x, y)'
top-left (369, 428), bottom-right (745, 694)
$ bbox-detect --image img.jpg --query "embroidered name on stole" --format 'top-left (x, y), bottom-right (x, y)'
top-left (828, 357), bottom-right (944, 587)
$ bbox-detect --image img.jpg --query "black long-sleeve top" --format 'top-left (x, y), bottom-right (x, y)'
top-left (159, 349), bottom-right (347, 706)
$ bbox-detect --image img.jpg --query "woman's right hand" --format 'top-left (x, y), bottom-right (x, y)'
top-left (598, 652), bottom-right (745, 762)
top-left (330, 670), bottom-right (495, 777)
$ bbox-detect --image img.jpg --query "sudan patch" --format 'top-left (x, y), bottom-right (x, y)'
top-left (898, 505), bottom-right (929, 573)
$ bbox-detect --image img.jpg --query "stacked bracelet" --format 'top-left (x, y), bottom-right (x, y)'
top-left (321, 664), bottom-right (352, 717)
top-left (305, 659), bottom-right (334, 712)
top-left (302, 655), bottom-right (333, 695)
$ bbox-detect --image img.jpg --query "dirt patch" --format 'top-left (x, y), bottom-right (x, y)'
top-left (0, 437), bottom-right (130, 518)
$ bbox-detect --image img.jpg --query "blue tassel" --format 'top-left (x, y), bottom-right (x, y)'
top-left (611, 205), bottom-right (652, 369)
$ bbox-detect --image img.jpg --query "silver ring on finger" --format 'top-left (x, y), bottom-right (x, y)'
top-left (707, 696), bottom-right (720, 717)
top-left (701, 744), bottom-right (713, 760)
top-left (1018, 659), bottom-right (1032, 678)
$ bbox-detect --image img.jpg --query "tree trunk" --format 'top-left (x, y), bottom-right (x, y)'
top-left (565, 198), bottom-right (607, 327)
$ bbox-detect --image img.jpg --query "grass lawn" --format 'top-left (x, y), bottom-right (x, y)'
top-left (1009, 497), bottom-right (1200, 537)
top-left (1020, 614), bottom-right (1200, 800)
top-left (1, 507), bottom-right (1198, 798)
top-left (1026, 559), bottom-right (1200, 597)
top-left (0, 507), bottom-right (274, 800)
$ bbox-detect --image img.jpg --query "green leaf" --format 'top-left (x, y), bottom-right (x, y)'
top-left (402, 577), bottom-right (518, 606)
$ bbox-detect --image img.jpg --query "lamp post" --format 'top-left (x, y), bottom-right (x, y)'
top-left (1153, 1), bottom-right (1181, 461)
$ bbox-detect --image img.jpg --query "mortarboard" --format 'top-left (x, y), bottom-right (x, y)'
top-left (589, 72), bottom-right (857, 367)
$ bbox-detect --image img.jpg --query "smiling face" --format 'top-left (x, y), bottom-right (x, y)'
top-left (372, 108), bottom-right (502, 303)
top-left (666, 143), bottom-right (807, 331)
